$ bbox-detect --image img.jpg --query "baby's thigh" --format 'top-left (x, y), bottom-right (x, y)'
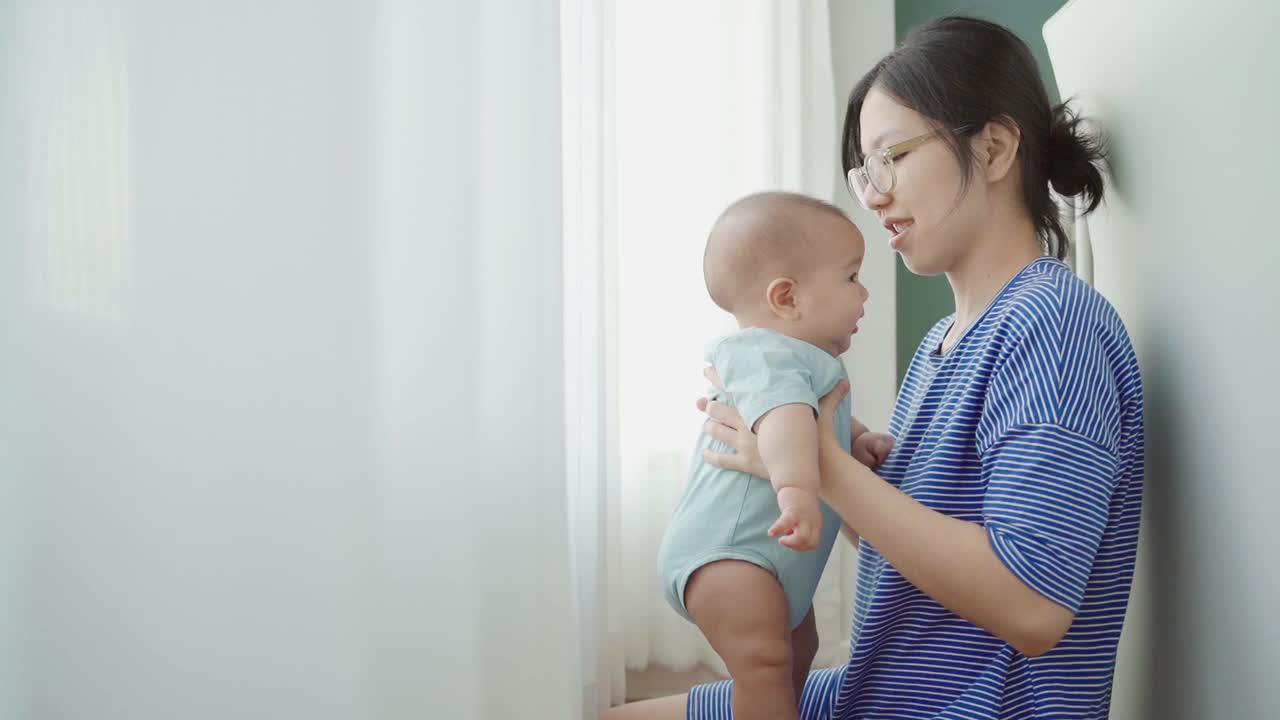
top-left (685, 560), bottom-right (792, 671)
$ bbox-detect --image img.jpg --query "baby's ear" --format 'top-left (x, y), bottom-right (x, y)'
top-left (764, 276), bottom-right (800, 319)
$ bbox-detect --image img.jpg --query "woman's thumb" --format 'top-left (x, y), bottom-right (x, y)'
top-left (822, 380), bottom-right (848, 409)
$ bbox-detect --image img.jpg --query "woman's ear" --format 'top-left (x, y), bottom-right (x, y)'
top-left (981, 116), bottom-right (1022, 183)
top-left (764, 277), bottom-right (801, 320)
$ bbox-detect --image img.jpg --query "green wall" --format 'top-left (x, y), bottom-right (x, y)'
top-left (892, 0), bottom-right (1067, 381)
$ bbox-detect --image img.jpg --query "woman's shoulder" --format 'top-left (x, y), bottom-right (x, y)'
top-left (993, 258), bottom-right (1128, 343)
top-left (990, 258), bottom-right (1142, 396)
top-left (980, 259), bottom-right (1143, 451)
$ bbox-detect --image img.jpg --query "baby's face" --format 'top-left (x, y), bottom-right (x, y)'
top-left (796, 218), bottom-right (868, 356)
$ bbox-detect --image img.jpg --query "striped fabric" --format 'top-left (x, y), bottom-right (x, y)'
top-left (689, 257), bottom-right (1144, 719)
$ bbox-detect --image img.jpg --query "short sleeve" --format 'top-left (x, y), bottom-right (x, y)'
top-left (982, 424), bottom-right (1118, 612)
top-left (709, 332), bottom-right (819, 435)
top-left (978, 296), bottom-right (1123, 613)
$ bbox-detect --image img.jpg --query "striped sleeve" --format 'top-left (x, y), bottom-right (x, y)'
top-left (687, 666), bottom-right (843, 720)
top-left (978, 289), bottom-right (1122, 612)
top-left (982, 424), bottom-right (1118, 611)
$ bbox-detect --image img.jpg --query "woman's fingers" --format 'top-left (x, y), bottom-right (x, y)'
top-left (703, 419), bottom-right (737, 446)
top-left (703, 365), bottom-right (727, 392)
top-left (814, 381), bottom-right (849, 453)
top-left (704, 400), bottom-right (742, 430)
top-left (698, 394), bottom-right (768, 478)
top-left (701, 448), bottom-right (745, 472)
top-left (818, 380), bottom-right (849, 417)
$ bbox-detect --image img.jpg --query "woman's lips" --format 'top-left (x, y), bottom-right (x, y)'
top-left (886, 219), bottom-right (913, 250)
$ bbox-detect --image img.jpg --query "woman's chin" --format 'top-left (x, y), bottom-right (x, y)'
top-left (900, 251), bottom-right (947, 277)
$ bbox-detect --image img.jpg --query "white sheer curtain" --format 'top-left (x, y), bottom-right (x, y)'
top-left (2, 1), bottom-right (581, 718)
top-left (562, 0), bottom-right (625, 713)
top-left (609, 0), bottom-right (888, 676)
top-left (372, 1), bottom-right (581, 717)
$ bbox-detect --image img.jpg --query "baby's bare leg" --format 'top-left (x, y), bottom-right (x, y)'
top-left (685, 560), bottom-right (797, 720)
top-left (789, 608), bottom-right (818, 708)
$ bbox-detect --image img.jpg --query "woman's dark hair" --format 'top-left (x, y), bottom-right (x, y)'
top-left (841, 16), bottom-right (1107, 260)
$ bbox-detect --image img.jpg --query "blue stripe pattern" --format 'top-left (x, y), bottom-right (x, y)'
top-left (688, 258), bottom-right (1144, 719)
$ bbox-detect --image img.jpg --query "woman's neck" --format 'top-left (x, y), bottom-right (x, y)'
top-left (944, 212), bottom-right (1043, 340)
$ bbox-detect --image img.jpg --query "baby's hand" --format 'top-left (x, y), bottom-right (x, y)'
top-left (768, 490), bottom-right (823, 551)
top-left (853, 431), bottom-right (895, 470)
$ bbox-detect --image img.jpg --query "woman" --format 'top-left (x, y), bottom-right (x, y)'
top-left (606, 16), bottom-right (1142, 720)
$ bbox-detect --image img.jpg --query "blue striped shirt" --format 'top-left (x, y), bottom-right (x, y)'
top-left (689, 257), bottom-right (1144, 719)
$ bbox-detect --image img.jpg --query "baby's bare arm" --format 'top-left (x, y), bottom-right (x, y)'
top-left (754, 404), bottom-right (819, 506)
top-left (851, 415), bottom-right (870, 443)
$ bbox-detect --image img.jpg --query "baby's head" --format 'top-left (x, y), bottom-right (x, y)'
top-left (704, 191), bottom-right (868, 356)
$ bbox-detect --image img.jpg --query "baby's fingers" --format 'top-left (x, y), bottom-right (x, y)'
top-left (768, 514), bottom-right (797, 539)
top-left (852, 444), bottom-right (877, 467)
top-left (779, 525), bottom-right (817, 551)
top-left (876, 436), bottom-right (896, 456)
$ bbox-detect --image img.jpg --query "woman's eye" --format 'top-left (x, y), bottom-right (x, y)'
top-left (893, 150), bottom-right (911, 161)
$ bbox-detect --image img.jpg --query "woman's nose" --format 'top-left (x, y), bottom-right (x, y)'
top-left (862, 186), bottom-right (892, 210)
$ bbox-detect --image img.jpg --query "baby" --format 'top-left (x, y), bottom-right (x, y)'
top-left (657, 191), bottom-right (893, 719)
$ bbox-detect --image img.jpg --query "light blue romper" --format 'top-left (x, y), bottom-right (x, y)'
top-left (657, 327), bottom-right (852, 630)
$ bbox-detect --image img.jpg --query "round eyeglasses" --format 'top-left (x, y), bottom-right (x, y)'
top-left (846, 127), bottom-right (971, 208)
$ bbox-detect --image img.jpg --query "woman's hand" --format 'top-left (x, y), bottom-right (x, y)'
top-left (696, 365), bottom-right (768, 478)
top-left (697, 396), bottom-right (765, 476)
top-left (698, 368), bottom-right (853, 483)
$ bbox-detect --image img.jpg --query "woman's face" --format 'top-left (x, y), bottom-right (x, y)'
top-left (857, 87), bottom-right (988, 276)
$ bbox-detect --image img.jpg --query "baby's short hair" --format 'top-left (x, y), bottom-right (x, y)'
top-left (703, 191), bottom-right (851, 314)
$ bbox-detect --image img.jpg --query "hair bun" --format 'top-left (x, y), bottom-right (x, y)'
top-left (1046, 102), bottom-right (1106, 213)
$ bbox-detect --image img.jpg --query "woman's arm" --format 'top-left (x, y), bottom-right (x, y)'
top-left (814, 383), bottom-right (1073, 657)
top-left (699, 384), bottom-right (1075, 657)
top-left (840, 522), bottom-right (860, 547)
top-left (820, 441), bottom-right (1072, 656)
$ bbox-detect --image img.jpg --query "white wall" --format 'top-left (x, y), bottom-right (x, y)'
top-left (1045, 2), bottom-right (1280, 717)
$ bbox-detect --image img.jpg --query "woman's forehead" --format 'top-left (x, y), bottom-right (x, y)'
top-left (859, 88), bottom-right (927, 151)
